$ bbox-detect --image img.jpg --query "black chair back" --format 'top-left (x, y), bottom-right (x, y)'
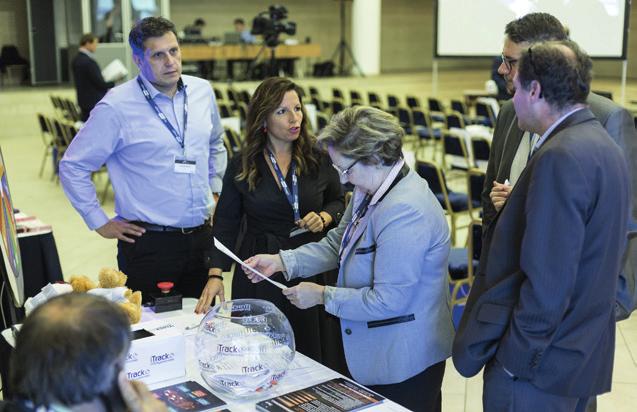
top-left (416, 161), bottom-right (446, 195)
top-left (368, 92), bottom-right (381, 107)
top-left (446, 112), bottom-right (464, 129)
top-left (428, 97), bottom-right (444, 113)
top-left (468, 170), bottom-right (486, 208)
top-left (350, 90), bottom-right (363, 105)
top-left (332, 100), bottom-right (344, 115)
top-left (471, 137), bottom-right (491, 164)
top-left (397, 107), bottom-right (412, 134)
top-left (406, 96), bottom-right (420, 109)
top-left (475, 102), bottom-right (495, 127)
top-left (387, 94), bottom-right (399, 108)
top-left (451, 99), bottom-right (467, 114)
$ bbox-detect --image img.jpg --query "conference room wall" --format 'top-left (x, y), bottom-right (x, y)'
top-left (171, 0), bottom-right (637, 78)
top-left (381, 0), bottom-right (637, 78)
top-left (170, 0), bottom-right (351, 64)
top-left (0, 0), bottom-right (29, 62)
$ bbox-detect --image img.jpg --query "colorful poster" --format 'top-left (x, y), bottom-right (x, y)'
top-left (152, 381), bottom-right (226, 411)
top-left (0, 147), bottom-right (23, 306)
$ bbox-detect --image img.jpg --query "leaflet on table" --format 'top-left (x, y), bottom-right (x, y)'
top-left (213, 237), bottom-right (287, 290)
top-left (255, 377), bottom-right (385, 412)
top-left (151, 380), bottom-right (226, 411)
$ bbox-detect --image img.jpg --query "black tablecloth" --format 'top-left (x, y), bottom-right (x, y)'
top-left (0, 231), bottom-right (64, 397)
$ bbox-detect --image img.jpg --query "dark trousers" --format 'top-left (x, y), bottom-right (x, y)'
top-left (483, 359), bottom-right (590, 412)
top-left (367, 360), bottom-right (445, 412)
top-left (117, 225), bottom-right (212, 303)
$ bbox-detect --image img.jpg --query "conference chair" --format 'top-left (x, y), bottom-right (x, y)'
top-left (443, 131), bottom-right (471, 173)
top-left (467, 168), bottom-right (486, 220)
top-left (217, 102), bottom-right (232, 119)
top-left (224, 127), bottom-right (242, 157)
top-left (475, 101), bottom-right (496, 128)
top-left (427, 97), bottom-right (446, 122)
top-left (396, 107), bottom-right (412, 136)
top-left (316, 112), bottom-right (329, 133)
top-left (349, 90), bottom-right (363, 106)
top-left (213, 87), bottom-right (224, 101)
top-left (331, 99), bottom-right (345, 116)
top-left (332, 87), bottom-right (345, 101)
top-left (445, 111), bottom-right (466, 130)
top-left (387, 94), bottom-right (400, 109)
top-left (406, 96), bottom-right (421, 109)
top-left (238, 90), bottom-right (251, 105)
top-left (416, 160), bottom-right (470, 246)
top-left (226, 88), bottom-right (239, 111)
top-left (367, 91), bottom-right (382, 109)
top-left (450, 99), bottom-right (467, 115)
top-left (411, 108), bottom-right (442, 161)
top-left (36, 113), bottom-right (55, 178)
top-left (448, 220), bottom-right (483, 326)
top-left (237, 102), bottom-right (248, 130)
top-left (470, 136), bottom-right (491, 170)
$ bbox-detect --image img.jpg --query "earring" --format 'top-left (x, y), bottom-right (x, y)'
top-left (262, 123), bottom-right (268, 134)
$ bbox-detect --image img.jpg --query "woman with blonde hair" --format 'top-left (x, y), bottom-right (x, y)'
top-left (244, 106), bottom-right (454, 411)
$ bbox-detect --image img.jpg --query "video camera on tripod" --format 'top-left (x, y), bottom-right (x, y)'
top-left (251, 5), bottom-right (296, 48)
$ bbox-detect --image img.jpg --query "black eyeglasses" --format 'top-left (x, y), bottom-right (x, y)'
top-left (332, 158), bottom-right (360, 177)
top-left (501, 54), bottom-right (518, 72)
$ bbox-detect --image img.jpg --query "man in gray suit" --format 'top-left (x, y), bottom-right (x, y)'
top-left (453, 40), bottom-right (630, 410)
top-left (482, 12), bottom-right (637, 322)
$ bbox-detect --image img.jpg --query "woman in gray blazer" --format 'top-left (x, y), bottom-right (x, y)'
top-left (244, 106), bottom-right (454, 411)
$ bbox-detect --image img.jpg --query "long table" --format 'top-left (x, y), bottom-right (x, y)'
top-left (1, 299), bottom-right (408, 411)
top-left (181, 43), bottom-right (321, 61)
top-left (144, 299), bottom-right (409, 411)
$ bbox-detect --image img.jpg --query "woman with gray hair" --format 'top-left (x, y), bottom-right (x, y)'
top-left (244, 106), bottom-right (454, 411)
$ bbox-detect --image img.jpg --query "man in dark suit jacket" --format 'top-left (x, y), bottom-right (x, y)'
top-left (453, 40), bottom-right (630, 410)
top-left (482, 13), bottom-right (637, 330)
top-left (71, 33), bottom-right (115, 121)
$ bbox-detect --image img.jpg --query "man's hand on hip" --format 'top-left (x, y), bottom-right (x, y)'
top-left (96, 219), bottom-right (145, 243)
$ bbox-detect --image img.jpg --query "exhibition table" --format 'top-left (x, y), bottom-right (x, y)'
top-left (1, 299), bottom-right (409, 411)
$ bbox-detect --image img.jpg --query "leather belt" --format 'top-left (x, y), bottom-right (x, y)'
top-left (131, 219), bottom-right (210, 234)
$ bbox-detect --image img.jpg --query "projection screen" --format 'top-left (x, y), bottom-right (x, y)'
top-left (435, 0), bottom-right (630, 59)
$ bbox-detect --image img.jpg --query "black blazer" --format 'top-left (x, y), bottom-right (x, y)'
top-left (71, 52), bottom-right (114, 121)
top-left (453, 109), bottom-right (630, 397)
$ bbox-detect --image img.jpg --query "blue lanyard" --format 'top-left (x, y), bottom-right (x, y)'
top-left (137, 77), bottom-right (188, 149)
top-left (338, 193), bottom-right (373, 265)
top-left (267, 148), bottom-right (300, 222)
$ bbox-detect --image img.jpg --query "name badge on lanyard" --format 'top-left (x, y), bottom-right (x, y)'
top-left (174, 157), bottom-right (197, 174)
top-left (137, 77), bottom-right (194, 175)
top-left (266, 149), bottom-right (302, 229)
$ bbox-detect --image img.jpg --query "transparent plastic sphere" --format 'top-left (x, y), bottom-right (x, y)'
top-left (195, 299), bottom-right (296, 398)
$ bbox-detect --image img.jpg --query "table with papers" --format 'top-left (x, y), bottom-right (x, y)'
top-left (1, 298), bottom-right (409, 411)
top-left (144, 299), bottom-right (410, 411)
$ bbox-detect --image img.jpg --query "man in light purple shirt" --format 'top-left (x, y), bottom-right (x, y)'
top-left (60, 17), bottom-right (227, 303)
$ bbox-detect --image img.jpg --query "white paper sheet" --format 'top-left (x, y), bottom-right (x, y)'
top-left (213, 237), bottom-right (288, 290)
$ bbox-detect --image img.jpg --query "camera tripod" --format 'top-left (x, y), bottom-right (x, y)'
top-left (247, 43), bottom-right (282, 79)
top-left (330, 0), bottom-right (364, 77)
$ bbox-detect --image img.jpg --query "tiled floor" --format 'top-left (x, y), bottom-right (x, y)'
top-left (0, 70), bottom-right (636, 411)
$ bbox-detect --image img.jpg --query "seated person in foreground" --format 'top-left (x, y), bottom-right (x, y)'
top-left (2, 293), bottom-right (167, 412)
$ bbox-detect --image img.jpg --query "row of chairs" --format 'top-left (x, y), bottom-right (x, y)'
top-left (416, 160), bottom-right (485, 246)
top-left (37, 109), bottom-right (111, 202)
top-left (50, 95), bottom-right (82, 123)
top-left (36, 113), bottom-right (76, 180)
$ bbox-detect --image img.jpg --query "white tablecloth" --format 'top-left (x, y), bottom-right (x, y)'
top-left (143, 299), bottom-right (410, 411)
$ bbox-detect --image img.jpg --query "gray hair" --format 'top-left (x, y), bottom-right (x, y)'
top-left (318, 106), bottom-right (403, 165)
top-left (10, 293), bottom-right (131, 407)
